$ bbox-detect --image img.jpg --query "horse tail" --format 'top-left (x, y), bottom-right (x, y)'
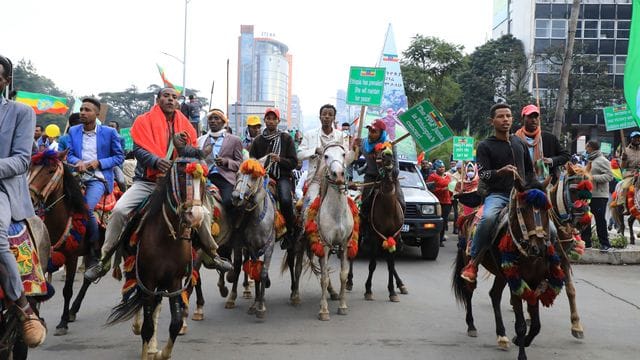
top-left (280, 249), bottom-right (291, 275)
top-left (452, 243), bottom-right (470, 310)
top-left (105, 289), bottom-right (143, 326)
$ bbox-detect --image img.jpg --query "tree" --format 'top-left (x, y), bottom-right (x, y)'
top-left (458, 35), bottom-right (533, 136)
top-left (99, 85), bottom-right (158, 128)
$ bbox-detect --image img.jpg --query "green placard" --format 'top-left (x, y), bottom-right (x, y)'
top-left (398, 99), bottom-right (454, 153)
top-left (603, 104), bottom-right (637, 131)
top-left (601, 141), bottom-right (612, 155)
top-left (120, 128), bottom-right (133, 151)
top-left (453, 136), bottom-right (475, 161)
top-left (346, 66), bottom-right (385, 106)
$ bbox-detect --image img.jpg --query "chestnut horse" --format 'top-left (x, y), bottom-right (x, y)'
top-left (453, 178), bottom-right (564, 360)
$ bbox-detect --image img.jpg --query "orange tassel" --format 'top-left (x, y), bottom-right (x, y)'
top-left (311, 242), bottom-right (325, 257)
top-left (347, 239), bottom-right (358, 259)
top-left (123, 255), bottom-right (136, 272)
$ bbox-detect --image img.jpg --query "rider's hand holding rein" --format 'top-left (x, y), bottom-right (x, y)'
top-left (270, 153), bottom-right (280, 163)
top-left (173, 131), bottom-right (188, 149)
top-left (497, 164), bottom-right (518, 177)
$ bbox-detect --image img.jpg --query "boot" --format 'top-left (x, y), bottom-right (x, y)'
top-left (84, 256), bottom-right (110, 282)
top-left (460, 259), bottom-right (478, 283)
top-left (15, 297), bottom-right (46, 348)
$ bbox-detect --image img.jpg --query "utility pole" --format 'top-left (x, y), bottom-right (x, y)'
top-left (552, 0), bottom-right (581, 137)
top-left (182, 0), bottom-right (189, 96)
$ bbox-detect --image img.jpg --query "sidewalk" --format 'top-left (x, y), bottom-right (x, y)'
top-left (572, 230), bottom-right (640, 264)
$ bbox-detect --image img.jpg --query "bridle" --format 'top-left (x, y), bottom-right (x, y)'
top-left (162, 157), bottom-right (206, 241)
top-left (509, 187), bottom-right (550, 258)
top-left (29, 161), bottom-right (65, 215)
top-left (322, 143), bottom-right (348, 193)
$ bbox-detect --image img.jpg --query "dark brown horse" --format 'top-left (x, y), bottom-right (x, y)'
top-left (28, 149), bottom-right (102, 336)
top-left (453, 178), bottom-right (564, 360)
top-left (362, 143), bottom-right (407, 302)
top-left (106, 149), bottom-right (207, 359)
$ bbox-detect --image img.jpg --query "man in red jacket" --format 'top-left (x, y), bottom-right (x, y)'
top-left (427, 159), bottom-right (452, 247)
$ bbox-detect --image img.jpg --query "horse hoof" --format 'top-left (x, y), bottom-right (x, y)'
top-left (330, 293), bottom-right (339, 301)
top-left (571, 329), bottom-right (584, 339)
top-left (497, 336), bottom-right (510, 350)
top-left (68, 312), bottom-right (76, 322)
top-left (345, 283), bottom-right (353, 291)
top-left (247, 306), bottom-right (256, 315)
top-left (399, 285), bottom-right (408, 295)
top-left (220, 287), bottom-right (229, 298)
top-left (389, 294), bottom-right (400, 302)
top-left (54, 327), bottom-right (68, 336)
top-left (132, 323), bottom-right (142, 335)
top-left (318, 312), bottom-right (330, 321)
top-left (289, 296), bottom-right (301, 306)
top-left (364, 293), bottom-right (374, 301)
top-left (226, 271), bottom-right (236, 283)
top-left (178, 323), bottom-right (188, 336)
top-left (467, 329), bottom-right (477, 337)
top-left (243, 291), bottom-right (252, 299)
top-left (192, 312), bottom-right (204, 321)
top-left (224, 301), bottom-right (236, 309)
top-left (256, 309), bottom-right (266, 319)
top-left (337, 308), bottom-right (348, 316)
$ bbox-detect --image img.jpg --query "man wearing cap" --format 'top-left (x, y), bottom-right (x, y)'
top-left (243, 115), bottom-right (262, 150)
top-left (67, 98), bottom-right (124, 265)
top-left (197, 109), bottom-right (243, 211)
top-left (515, 104), bottom-right (570, 182)
top-left (618, 131), bottom-right (640, 210)
top-left (297, 104), bottom-right (355, 214)
top-left (84, 88), bottom-right (232, 282)
top-left (249, 107), bottom-right (298, 248)
top-left (353, 119), bottom-right (405, 243)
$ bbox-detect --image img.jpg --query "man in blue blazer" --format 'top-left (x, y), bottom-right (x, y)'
top-left (67, 98), bottom-right (124, 265)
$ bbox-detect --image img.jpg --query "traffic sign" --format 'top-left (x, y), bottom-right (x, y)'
top-left (346, 66), bottom-right (385, 107)
top-left (601, 141), bottom-right (612, 155)
top-left (453, 136), bottom-right (475, 161)
top-left (398, 99), bottom-right (454, 153)
top-left (603, 104), bottom-right (637, 131)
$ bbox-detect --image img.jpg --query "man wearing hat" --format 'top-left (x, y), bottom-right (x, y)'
top-left (249, 107), bottom-right (298, 248)
top-left (243, 115), bottom-right (262, 151)
top-left (197, 109), bottom-right (243, 211)
top-left (618, 131), bottom-right (640, 211)
top-left (514, 104), bottom-right (570, 182)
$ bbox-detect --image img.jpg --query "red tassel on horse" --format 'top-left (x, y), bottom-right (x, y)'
top-left (51, 251), bottom-right (66, 267)
top-left (498, 233), bottom-right (514, 252)
top-left (311, 242), bottom-right (325, 257)
top-left (347, 239), bottom-right (358, 259)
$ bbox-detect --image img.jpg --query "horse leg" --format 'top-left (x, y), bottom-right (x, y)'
top-left (364, 251), bottom-right (377, 301)
top-left (155, 296), bottom-right (182, 360)
top-left (192, 276), bottom-right (205, 320)
top-left (291, 244), bottom-right (304, 305)
top-left (393, 263), bottom-right (408, 295)
top-left (465, 288), bottom-right (477, 337)
top-left (55, 257), bottom-right (78, 336)
top-left (629, 216), bottom-right (636, 245)
top-left (132, 309), bottom-right (142, 335)
top-left (318, 253), bottom-right (330, 321)
top-left (489, 276), bottom-right (509, 350)
top-left (337, 249), bottom-right (349, 315)
top-left (68, 277), bottom-right (92, 322)
top-left (140, 297), bottom-right (159, 360)
top-left (346, 259), bottom-right (354, 291)
top-left (561, 260), bottom-right (584, 338)
top-left (148, 300), bottom-right (161, 355)
top-left (225, 249), bottom-right (242, 309)
top-left (524, 302), bottom-right (540, 348)
top-left (255, 241), bottom-right (274, 319)
top-left (511, 295), bottom-right (528, 360)
top-left (327, 276), bottom-right (339, 301)
top-left (386, 253), bottom-right (399, 302)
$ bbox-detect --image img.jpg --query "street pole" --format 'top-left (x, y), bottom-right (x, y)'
top-left (182, 0), bottom-right (189, 96)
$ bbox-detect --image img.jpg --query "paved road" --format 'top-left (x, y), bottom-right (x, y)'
top-left (28, 232), bottom-right (640, 360)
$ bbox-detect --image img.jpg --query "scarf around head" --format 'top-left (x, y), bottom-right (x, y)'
top-left (262, 128), bottom-right (283, 179)
top-left (363, 130), bottom-right (389, 154)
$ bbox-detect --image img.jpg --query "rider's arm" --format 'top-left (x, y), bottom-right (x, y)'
top-left (296, 132), bottom-right (315, 161)
top-left (66, 129), bottom-right (82, 165)
top-left (0, 103), bottom-right (34, 179)
top-left (549, 134), bottom-right (570, 168)
top-left (133, 143), bottom-right (161, 169)
top-left (278, 134), bottom-right (299, 171)
top-left (97, 128), bottom-right (125, 170)
top-left (476, 142), bottom-right (494, 181)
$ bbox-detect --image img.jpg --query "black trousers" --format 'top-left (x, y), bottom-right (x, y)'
top-left (440, 203), bottom-right (452, 242)
top-left (209, 173), bottom-right (234, 211)
top-left (580, 197), bottom-right (610, 248)
top-left (276, 177), bottom-right (296, 235)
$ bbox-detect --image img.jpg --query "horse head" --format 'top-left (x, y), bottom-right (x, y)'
top-left (28, 149), bottom-right (68, 207)
top-left (322, 143), bottom-right (346, 186)
top-left (374, 141), bottom-right (394, 179)
top-left (511, 176), bottom-right (551, 258)
top-left (232, 158), bottom-right (267, 209)
top-left (168, 146), bottom-right (208, 231)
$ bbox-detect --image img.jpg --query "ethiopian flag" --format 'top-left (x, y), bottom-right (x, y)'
top-left (15, 91), bottom-right (68, 115)
top-left (156, 64), bottom-right (184, 94)
top-left (625, 1), bottom-right (640, 126)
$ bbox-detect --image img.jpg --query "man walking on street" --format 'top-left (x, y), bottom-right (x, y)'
top-left (581, 140), bottom-right (613, 251)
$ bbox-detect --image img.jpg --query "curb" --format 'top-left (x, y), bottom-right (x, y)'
top-left (571, 245), bottom-right (640, 265)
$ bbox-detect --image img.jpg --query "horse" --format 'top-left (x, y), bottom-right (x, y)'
top-left (302, 143), bottom-right (358, 320)
top-left (546, 163), bottom-right (593, 339)
top-left (611, 171), bottom-right (639, 245)
top-left (0, 216), bottom-right (51, 360)
top-left (106, 148), bottom-right (208, 359)
top-left (453, 177), bottom-right (564, 360)
top-left (28, 149), bottom-right (103, 336)
top-left (229, 158), bottom-right (279, 319)
top-left (361, 142), bottom-right (407, 302)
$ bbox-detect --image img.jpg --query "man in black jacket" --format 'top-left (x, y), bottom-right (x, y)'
top-left (249, 107), bottom-right (298, 248)
top-left (515, 104), bottom-right (570, 182)
top-left (461, 103), bottom-right (535, 283)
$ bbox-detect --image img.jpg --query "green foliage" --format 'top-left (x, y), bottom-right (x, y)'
top-left (610, 233), bottom-right (628, 249)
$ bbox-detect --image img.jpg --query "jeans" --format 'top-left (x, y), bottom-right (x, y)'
top-left (0, 191), bottom-right (23, 301)
top-left (580, 197), bottom-right (609, 248)
top-left (84, 180), bottom-right (106, 245)
top-left (470, 192), bottom-right (509, 258)
top-left (209, 173), bottom-right (234, 212)
top-left (276, 177), bottom-right (296, 234)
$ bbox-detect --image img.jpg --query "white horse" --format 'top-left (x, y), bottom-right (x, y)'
top-left (305, 143), bottom-right (357, 321)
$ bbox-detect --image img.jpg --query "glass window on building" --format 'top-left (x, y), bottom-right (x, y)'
top-left (551, 4), bottom-right (569, 19)
top-left (600, 40), bottom-right (614, 54)
top-left (616, 40), bottom-right (629, 55)
top-left (535, 3), bottom-right (551, 19)
top-left (599, 55), bottom-right (614, 74)
top-left (617, 5), bottom-right (632, 20)
top-left (575, 20), bottom-right (583, 38)
top-left (600, 20), bottom-right (614, 39)
top-left (583, 4), bottom-right (599, 19)
top-left (600, 4), bottom-right (615, 19)
top-left (617, 21), bottom-right (630, 39)
top-left (615, 56), bottom-right (626, 75)
top-left (551, 19), bottom-right (566, 39)
top-left (583, 21), bottom-right (598, 39)
top-left (536, 19), bottom-right (550, 38)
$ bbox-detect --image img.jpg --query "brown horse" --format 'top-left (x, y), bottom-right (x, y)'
top-left (106, 148), bottom-right (207, 359)
top-left (453, 177), bottom-right (564, 360)
top-left (28, 149), bottom-right (102, 336)
top-left (611, 171), bottom-right (639, 244)
top-left (547, 163), bottom-right (593, 338)
top-left (362, 143), bottom-right (407, 302)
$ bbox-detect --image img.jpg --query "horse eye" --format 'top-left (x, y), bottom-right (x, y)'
top-left (324, 155), bottom-right (328, 159)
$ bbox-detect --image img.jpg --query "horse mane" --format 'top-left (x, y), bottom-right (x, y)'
top-left (62, 164), bottom-right (89, 214)
top-left (145, 175), bottom-right (170, 221)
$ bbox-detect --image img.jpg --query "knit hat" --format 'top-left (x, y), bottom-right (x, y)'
top-left (433, 159), bottom-right (445, 169)
top-left (207, 109), bottom-right (227, 123)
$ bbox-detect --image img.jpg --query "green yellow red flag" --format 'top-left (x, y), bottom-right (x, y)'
top-left (15, 91), bottom-right (68, 115)
top-left (156, 64), bottom-right (184, 95)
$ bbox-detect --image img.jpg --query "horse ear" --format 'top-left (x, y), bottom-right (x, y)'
top-left (58, 148), bottom-right (69, 161)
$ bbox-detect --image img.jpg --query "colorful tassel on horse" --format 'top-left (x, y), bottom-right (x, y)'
top-left (211, 222), bottom-right (220, 236)
top-left (123, 255), bottom-right (136, 273)
top-left (577, 190), bottom-right (592, 200)
top-left (525, 189), bottom-right (548, 209)
top-left (239, 159), bottom-right (266, 178)
top-left (347, 239), bottom-right (358, 259)
top-left (498, 233), bottom-right (514, 252)
top-left (185, 162), bottom-right (207, 180)
top-left (579, 212), bottom-right (592, 225)
top-left (311, 241), bottom-right (325, 257)
top-left (576, 180), bottom-right (593, 192)
top-left (243, 259), bottom-right (263, 280)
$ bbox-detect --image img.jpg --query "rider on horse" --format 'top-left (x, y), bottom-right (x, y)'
top-left (0, 54), bottom-right (46, 347)
top-left (66, 97), bottom-right (124, 266)
top-left (353, 119), bottom-right (405, 245)
top-left (84, 88), bottom-right (233, 282)
top-left (249, 107), bottom-right (298, 249)
top-left (460, 103), bottom-right (535, 283)
top-left (617, 131), bottom-right (640, 212)
top-left (297, 104), bottom-right (354, 214)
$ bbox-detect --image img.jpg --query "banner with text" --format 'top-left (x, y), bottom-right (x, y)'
top-left (603, 104), bottom-right (637, 131)
top-left (398, 99), bottom-right (454, 153)
top-left (346, 66), bottom-right (385, 107)
top-left (453, 136), bottom-right (475, 161)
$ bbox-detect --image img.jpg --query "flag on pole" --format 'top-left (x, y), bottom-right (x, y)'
top-left (624, 1), bottom-right (640, 126)
top-left (156, 64), bottom-right (184, 94)
top-left (351, 115), bottom-right (359, 127)
top-left (15, 91), bottom-right (68, 115)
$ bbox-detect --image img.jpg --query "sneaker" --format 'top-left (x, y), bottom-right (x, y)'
top-left (599, 246), bottom-right (612, 252)
top-left (211, 255), bottom-right (233, 272)
top-left (460, 262), bottom-right (477, 283)
top-left (84, 262), bottom-right (108, 282)
top-left (20, 312), bottom-right (46, 348)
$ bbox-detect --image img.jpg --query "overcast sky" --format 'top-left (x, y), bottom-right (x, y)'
top-left (3, 0), bottom-right (493, 127)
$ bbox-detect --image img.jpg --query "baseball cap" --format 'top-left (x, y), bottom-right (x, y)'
top-left (630, 131), bottom-right (640, 138)
top-left (521, 104), bottom-right (540, 117)
top-left (264, 107), bottom-right (280, 119)
top-left (246, 115), bottom-right (261, 126)
top-left (366, 119), bottom-right (386, 132)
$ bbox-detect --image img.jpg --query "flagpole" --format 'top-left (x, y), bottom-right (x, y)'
top-left (182, 0), bottom-right (189, 96)
top-left (208, 80), bottom-right (215, 111)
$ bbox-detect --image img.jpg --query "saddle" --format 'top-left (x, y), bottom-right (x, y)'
top-left (6, 220), bottom-right (47, 297)
top-left (463, 206), bottom-right (509, 257)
